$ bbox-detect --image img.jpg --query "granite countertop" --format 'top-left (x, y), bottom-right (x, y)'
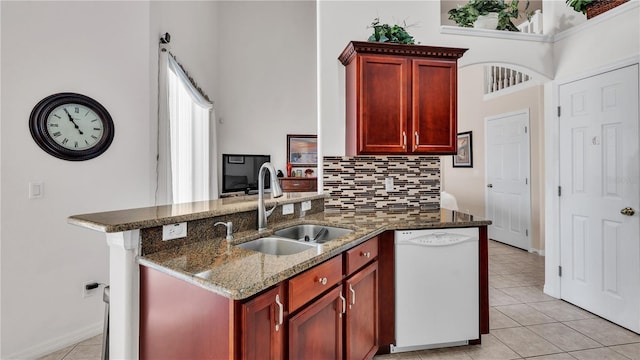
top-left (67, 192), bottom-right (325, 233)
top-left (139, 208), bottom-right (491, 300)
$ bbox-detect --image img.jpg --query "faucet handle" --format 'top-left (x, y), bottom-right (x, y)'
top-left (214, 221), bottom-right (234, 241)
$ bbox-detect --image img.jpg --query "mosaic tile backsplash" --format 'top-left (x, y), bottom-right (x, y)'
top-left (323, 156), bottom-right (441, 211)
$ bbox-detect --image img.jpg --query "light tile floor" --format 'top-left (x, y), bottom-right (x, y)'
top-left (40, 240), bottom-right (640, 360)
top-left (374, 240), bottom-right (640, 360)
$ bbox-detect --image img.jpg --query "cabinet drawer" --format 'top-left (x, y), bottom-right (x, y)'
top-left (288, 256), bottom-right (342, 312)
top-left (280, 178), bottom-right (317, 192)
top-left (345, 236), bottom-right (378, 276)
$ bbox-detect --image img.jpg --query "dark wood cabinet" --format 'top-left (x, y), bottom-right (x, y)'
top-left (288, 286), bottom-right (344, 360)
top-left (339, 41), bottom-right (467, 155)
top-left (241, 284), bottom-right (285, 360)
top-left (140, 235), bottom-right (381, 360)
top-left (279, 177), bottom-right (317, 192)
top-left (345, 262), bottom-right (378, 360)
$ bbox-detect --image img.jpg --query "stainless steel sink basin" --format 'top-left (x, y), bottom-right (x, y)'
top-left (235, 237), bottom-right (318, 255)
top-left (274, 224), bottom-right (353, 243)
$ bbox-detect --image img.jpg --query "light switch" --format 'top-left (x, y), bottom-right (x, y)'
top-left (29, 182), bottom-right (44, 199)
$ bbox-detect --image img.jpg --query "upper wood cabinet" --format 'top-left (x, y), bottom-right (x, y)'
top-left (339, 41), bottom-right (467, 155)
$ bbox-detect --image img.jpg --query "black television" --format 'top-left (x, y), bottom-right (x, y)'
top-left (221, 154), bottom-right (271, 194)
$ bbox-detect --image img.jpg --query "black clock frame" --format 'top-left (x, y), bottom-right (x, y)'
top-left (29, 92), bottom-right (114, 161)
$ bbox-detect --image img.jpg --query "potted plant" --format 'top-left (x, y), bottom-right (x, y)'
top-left (367, 18), bottom-right (415, 44)
top-left (565, 0), bottom-right (629, 18)
top-left (448, 0), bottom-right (529, 31)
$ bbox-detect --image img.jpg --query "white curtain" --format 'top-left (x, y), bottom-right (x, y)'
top-left (157, 48), bottom-right (217, 204)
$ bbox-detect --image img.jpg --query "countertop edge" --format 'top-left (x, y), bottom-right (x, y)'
top-left (68, 193), bottom-right (327, 233)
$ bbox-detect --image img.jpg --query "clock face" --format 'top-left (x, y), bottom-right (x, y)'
top-left (46, 103), bottom-right (105, 151)
top-left (29, 93), bottom-right (114, 161)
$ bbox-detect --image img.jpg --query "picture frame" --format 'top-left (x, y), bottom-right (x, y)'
top-left (287, 134), bottom-right (317, 166)
top-left (453, 131), bottom-right (473, 168)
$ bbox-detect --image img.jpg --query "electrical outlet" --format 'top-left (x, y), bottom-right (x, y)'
top-left (301, 201), bottom-right (312, 212)
top-left (82, 281), bottom-right (99, 298)
top-left (282, 203), bottom-right (294, 215)
top-left (385, 177), bottom-right (394, 191)
top-left (162, 222), bottom-right (187, 241)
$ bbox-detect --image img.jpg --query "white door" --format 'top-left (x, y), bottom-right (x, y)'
top-left (485, 110), bottom-right (531, 250)
top-left (559, 64), bottom-right (640, 333)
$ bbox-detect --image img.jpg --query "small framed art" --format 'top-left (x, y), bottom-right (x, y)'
top-left (453, 131), bottom-right (473, 168)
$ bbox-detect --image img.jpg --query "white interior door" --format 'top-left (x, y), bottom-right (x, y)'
top-left (485, 110), bottom-right (531, 250)
top-left (559, 64), bottom-right (640, 333)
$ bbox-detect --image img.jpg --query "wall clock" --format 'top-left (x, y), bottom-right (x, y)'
top-left (29, 92), bottom-right (114, 161)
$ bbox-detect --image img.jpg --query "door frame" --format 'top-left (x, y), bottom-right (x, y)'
top-left (544, 55), bottom-right (640, 299)
top-left (484, 108), bottom-right (532, 251)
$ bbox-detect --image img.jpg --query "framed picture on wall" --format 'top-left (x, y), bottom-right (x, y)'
top-left (287, 134), bottom-right (317, 166)
top-left (453, 131), bottom-right (473, 168)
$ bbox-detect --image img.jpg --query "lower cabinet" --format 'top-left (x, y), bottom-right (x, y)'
top-left (345, 262), bottom-right (378, 360)
top-left (140, 236), bottom-right (380, 360)
top-left (241, 284), bottom-right (285, 360)
top-left (289, 286), bottom-right (344, 359)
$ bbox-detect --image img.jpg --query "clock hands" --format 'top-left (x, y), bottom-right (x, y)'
top-left (63, 108), bottom-right (84, 135)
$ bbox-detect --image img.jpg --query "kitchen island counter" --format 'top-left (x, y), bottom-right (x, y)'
top-left (139, 208), bottom-right (490, 300)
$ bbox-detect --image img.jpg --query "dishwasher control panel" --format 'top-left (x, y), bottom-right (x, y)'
top-left (396, 228), bottom-right (479, 246)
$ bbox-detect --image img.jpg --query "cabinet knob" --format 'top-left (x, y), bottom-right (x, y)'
top-left (361, 251), bottom-right (371, 258)
top-left (317, 277), bottom-right (327, 285)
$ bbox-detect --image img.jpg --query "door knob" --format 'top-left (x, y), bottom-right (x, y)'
top-left (487, 184), bottom-right (493, 188)
top-left (620, 207), bottom-right (635, 216)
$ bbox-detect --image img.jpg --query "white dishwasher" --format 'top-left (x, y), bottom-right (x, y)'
top-left (392, 227), bottom-right (479, 353)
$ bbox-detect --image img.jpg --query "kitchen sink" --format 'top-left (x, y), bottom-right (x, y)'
top-left (235, 237), bottom-right (318, 256)
top-left (274, 224), bottom-right (353, 243)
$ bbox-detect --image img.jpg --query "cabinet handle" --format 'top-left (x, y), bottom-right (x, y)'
top-left (349, 284), bottom-right (356, 308)
top-left (339, 291), bottom-right (346, 317)
top-left (415, 131), bottom-right (420, 146)
top-left (275, 294), bottom-right (283, 332)
top-left (361, 251), bottom-right (371, 258)
top-left (317, 277), bottom-right (327, 285)
top-left (402, 131), bottom-right (407, 148)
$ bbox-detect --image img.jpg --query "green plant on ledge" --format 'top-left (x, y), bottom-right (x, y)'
top-left (565, 0), bottom-right (593, 14)
top-left (448, 0), bottom-right (529, 31)
top-left (367, 18), bottom-right (415, 44)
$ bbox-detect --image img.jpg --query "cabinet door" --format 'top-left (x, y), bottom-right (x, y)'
top-left (289, 286), bottom-right (344, 360)
top-left (345, 261), bottom-right (379, 360)
top-left (357, 55), bottom-right (409, 154)
top-left (241, 284), bottom-right (285, 360)
top-left (411, 59), bottom-right (458, 154)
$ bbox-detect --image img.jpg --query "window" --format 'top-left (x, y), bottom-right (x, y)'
top-left (158, 50), bottom-right (216, 204)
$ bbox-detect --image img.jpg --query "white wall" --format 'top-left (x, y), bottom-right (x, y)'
top-left (0, 2), bottom-right (153, 358)
top-left (553, 2), bottom-right (639, 79)
top-left (216, 1), bottom-right (317, 176)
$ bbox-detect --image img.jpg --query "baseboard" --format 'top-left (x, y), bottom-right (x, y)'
top-left (528, 248), bottom-right (545, 256)
top-left (4, 321), bottom-right (103, 360)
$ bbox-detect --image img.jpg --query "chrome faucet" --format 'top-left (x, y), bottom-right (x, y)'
top-left (258, 162), bottom-right (283, 232)
top-left (214, 221), bottom-right (234, 241)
